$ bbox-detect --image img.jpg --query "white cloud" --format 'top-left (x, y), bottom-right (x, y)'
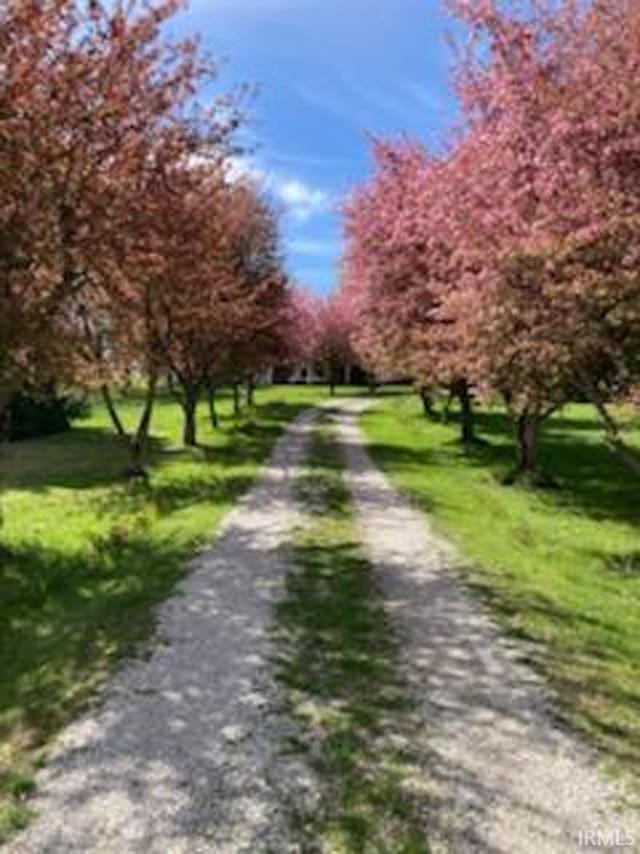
top-left (226, 156), bottom-right (332, 221)
top-left (272, 178), bottom-right (330, 221)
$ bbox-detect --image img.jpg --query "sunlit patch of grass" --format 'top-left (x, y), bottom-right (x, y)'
top-left (274, 419), bottom-right (428, 852)
top-left (0, 384), bottom-right (333, 836)
top-left (362, 393), bottom-right (640, 788)
top-left (0, 768), bottom-right (35, 843)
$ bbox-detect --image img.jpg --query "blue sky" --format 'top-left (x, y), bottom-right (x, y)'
top-left (174, 0), bottom-right (462, 294)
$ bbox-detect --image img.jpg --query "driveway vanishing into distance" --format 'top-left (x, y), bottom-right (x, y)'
top-left (7, 401), bottom-right (639, 854)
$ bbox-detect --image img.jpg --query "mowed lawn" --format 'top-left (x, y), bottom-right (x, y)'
top-left (362, 393), bottom-right (640, 787)
top-left (0, 384), bottom-right (331, 838)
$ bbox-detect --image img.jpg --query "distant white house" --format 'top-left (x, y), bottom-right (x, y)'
top-left (261, 362), bottom-right (361, 385)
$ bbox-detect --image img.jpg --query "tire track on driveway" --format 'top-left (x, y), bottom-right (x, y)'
top-left (6, 409), bottom-right (320, 854)
top-left (335, 400), bottom-right (639, 854)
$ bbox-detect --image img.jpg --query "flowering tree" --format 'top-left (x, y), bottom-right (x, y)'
top-left (450, 0), bottom-right (640, 475)
top-left (286, 287), bottom-right (358, 393)
top-left (344, 0), bottom-right (640, 478)
top-left (343, 139), bottom-right (488, 441)
top-left (107, 167), bottom-right (288, 448)
top-left (219, 183), bottom-right (291, 411)
top-left (139, 165), bottom-right (235, 447)
top-left (286, 287), bottom-right (322, 368)
top-left (0, 0), bottom-right (236, 450)
top-left (314, 293), bottom-right (357, 395)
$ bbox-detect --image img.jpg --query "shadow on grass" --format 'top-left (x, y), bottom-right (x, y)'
top-left (0, 398), bottom-right (316, 731)
top-left (0, 532), bottom-right (194, 751)
top-left (363, 407), bottom-right (640, 529)
top-left (277, 539), bottom-right (409, 713)
top-left (462, 576), bottom-right (630, 654)
top-left (0, 401), bottom-right (312, 493)
top-left (275, 537), bottom-right (428, 852)
top-left (599, 550), bottom-right (640, 579)
top-left (0, 428), bottom-right (169, 492)
top-left (136, 475), bottom-right (256, 517)
top-left (482, 581), bottom-right (640, 770)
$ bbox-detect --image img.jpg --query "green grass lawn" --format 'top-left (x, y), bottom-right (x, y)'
top-left (0, 384), bottom-right (337, 840)
top-left (361, 393), bottom-right (640, 790)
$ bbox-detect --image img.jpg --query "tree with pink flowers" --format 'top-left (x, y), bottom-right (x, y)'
top-left (451, 0), bottom-right (640, 475)
top-left (343, 0), bottom-right (640, 479)
top-left (0, 0), bottom-right (233, 434)
top-left (286, 288), bottom-right (357, 394)
top-left (315, 293), bottom-right (357, 395)
top-left (343, 138), bottom-right (488, 443)
top-left (286, 287), bottom-right (323, 368)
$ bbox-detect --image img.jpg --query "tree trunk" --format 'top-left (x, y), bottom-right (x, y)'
top-left (0, 400), bottom-right (12, 530)
top-left (586, 388), bottom-right (640, 477)
top-left (182, 390), bottom-right (198, 447)
top-left (609, 439), bottom-right (640, 477)
top-left (418, 386), bottom-right (437, 420)
top-left (128, 434), bottom-right (146, 477)
top-left (101, 384), bottom-right (127, 438)
top-left (0, 384), bottom-right (14, 433)
top-left (516, 413), bottom-right (539, 475)
top-left (127, 373), bottom-right (157, 477)
top-left (246, 378), bottom-right (255, 407)
top-left (442, 387), bottom-right (456, 423)
top-left (233, 383), bottom-right (241, 417)
top-left (0, 400), bottom-right (12, 442)
top-left (345, 364), bottom-right (353, 386)
top-left (207, 383), bottom-right (218, 429)
top-left (329, 380), bottom-right (336, 397)
top-left (456, 380), bottom-right (476, 443)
